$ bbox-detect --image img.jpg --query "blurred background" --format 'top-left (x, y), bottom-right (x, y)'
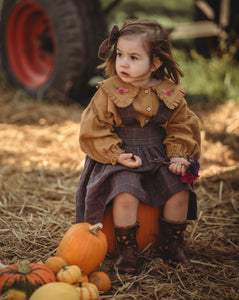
top-left (102, 0), bottom-right (239, 104)
top-left (0, 0), bottom-right (238, 105)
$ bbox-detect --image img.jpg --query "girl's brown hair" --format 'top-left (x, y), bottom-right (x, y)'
top-left (98, 19), bottom-right (183, 84)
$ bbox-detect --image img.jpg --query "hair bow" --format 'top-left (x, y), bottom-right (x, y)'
top-left (98, 25), bottom-right (119, 60)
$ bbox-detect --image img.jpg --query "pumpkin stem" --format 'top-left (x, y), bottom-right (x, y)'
top-left (18, 260), bottom-right (31, 274)
top-left (62, 265), bottom-right (68, 271)
top-left (89, 223), bottom-right (103, 236)
top-left (78, 280), bottom-right (82, 287)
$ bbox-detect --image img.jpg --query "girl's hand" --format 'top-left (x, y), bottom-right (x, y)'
top-left (117, 153), bottom-right (142, 168)
top-left (168, 157), bottom-right (190, 175)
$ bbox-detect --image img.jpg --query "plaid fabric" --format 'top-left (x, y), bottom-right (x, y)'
top-left (76, 102), bottom-right (197, 224)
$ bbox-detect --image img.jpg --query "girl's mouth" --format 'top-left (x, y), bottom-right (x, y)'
top-left (120, 71), bottom-right (129, 78)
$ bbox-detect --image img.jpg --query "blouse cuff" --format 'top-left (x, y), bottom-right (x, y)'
top-left (110, 151), bottom-right (124, 165)
top-left (166, 144), bottom-right (188, 159)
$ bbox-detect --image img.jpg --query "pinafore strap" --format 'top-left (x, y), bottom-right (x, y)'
top-left (115, 101), bottom-right (174, 147)
top-left (116, 101), bottom-right (174, 127)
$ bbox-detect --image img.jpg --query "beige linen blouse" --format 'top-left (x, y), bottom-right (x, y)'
top-left (79, 75), bottom-right (201, 165)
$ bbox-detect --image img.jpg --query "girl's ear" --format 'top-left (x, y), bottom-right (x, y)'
top-left (151, 57), bottom-right (162, 72)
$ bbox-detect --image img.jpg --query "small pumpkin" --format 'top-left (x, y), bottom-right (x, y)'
top-left (102, 203), bottom-right (161, 255)
top-left (79, 273), bottom-right (89, 284)
top-left (29, 282), bottom-right (79, 300)
top-left (44, 256), bottom-right (68, 274)
top-left (0, 260), bottom-right (56, 298)
top-left (2, 289), bottom-right (27, 300)
top-left (88, 271), bottom-right (111, 293)
top-left (56, 265), bottom-right (82, 284)
top-left (56, 223), bottom-right (107, 275)
top-left (76, 281), bottom-right (99, 300)
top-left (74, 270), bottom-right (89, 286)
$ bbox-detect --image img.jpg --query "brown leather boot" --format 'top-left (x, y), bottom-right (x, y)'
top-left (114, 222), bottom-right (139, 274)
top-left (160, 218), bottom-right (191, 267)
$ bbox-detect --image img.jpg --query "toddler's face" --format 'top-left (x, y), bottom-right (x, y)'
top-left (115, 35), bottom-right (154, 87)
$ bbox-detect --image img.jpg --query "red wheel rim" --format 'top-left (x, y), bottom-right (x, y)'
top-left (6, 1), bottom-right (56, 89)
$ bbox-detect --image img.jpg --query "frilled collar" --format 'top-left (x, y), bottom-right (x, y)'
top-left (97, 75), bottom-right (186, 109)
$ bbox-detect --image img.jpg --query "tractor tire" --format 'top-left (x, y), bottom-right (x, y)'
top-left (0, 0), bottom-right (106, 102)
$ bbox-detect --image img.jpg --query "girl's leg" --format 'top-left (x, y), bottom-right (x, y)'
top-left (113, 192), bottom-right (139, 226)
top-left (112, 192), bottom-right (139, 274)
top-left (161, 190), bottom-right (191, 267)
top-left (163, 190), bottom-right (189, 221)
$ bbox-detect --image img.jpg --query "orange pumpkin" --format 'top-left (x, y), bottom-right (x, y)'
top-left (0, 260), bottom-right (56, 298)
top-left (88, 271), bottom-right (111, 293)
top-left (102, 203), bottom-right (161, 255)
top-left (79, 271), bottom-right (89, 284)
top-left (56, 223), bottom-right (107, 275)
top-left (44, 256), bottom-right (68, 274)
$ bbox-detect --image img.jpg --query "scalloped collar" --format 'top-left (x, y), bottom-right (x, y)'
top-left (97, 75), bottom-right (185, 109)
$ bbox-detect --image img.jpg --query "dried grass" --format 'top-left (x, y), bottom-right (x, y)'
top-left (0, 90), bottom-right (238, 299)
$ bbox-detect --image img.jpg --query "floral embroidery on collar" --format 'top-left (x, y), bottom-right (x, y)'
top-left (116, 87), bottom-right (128, 94)
top-left (162, 88), bottom-right (173, 96)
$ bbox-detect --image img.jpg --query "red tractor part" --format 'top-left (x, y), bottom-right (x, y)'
top-left (0, 0), bottom-right (106, 101)
top-left (6, 1), bottom-right (56, 89)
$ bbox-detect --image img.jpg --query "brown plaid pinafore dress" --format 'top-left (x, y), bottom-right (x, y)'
top-left (76, 101), bottom-right (197, 224)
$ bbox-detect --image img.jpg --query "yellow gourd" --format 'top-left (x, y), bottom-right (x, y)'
top-left (76, 282), bottom-right (99, 300)
top-left (29, 282), bottom-right (79, 300)
top-left (2, 289), bottom-right (27, 300)
top-left (56, 265), bottom-right (82, 284)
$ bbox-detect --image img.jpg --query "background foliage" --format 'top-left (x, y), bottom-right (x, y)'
top-left (102, 0), bottom-right (239, 104)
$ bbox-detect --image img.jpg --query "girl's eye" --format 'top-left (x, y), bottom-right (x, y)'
top-left (131, 56), bottom-right (137, 61)
top-left (117, 52), bottom-right (122, 58)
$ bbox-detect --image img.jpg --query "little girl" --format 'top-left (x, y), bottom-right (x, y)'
top-left (76, 19), bottom-right (201, 273)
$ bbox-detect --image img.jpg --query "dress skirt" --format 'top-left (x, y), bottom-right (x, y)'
top-left (75, 124), bottom-right (197, 224)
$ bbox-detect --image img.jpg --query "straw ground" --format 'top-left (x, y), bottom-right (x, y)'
top-left (0, 89), bottom-right (238, 299)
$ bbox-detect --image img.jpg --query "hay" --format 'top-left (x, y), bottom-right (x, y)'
top-left (0, 89), bottom-right (238, 299)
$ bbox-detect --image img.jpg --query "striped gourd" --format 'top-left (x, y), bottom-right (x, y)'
top-left (0, 260), bottom-right (56, 298)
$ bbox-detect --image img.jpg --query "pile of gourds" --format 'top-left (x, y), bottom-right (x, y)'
top-left (0, 223), bottom-right (111, 300)
top-left (0, 202), bottom-right (161, 299)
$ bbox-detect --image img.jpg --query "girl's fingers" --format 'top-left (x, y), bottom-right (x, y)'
top-left (169, 162), bottom-right (186, 175)
top-left (129, 155), bottom-right (142, 167)
top-left (118, 153), bottom-right (142, 168)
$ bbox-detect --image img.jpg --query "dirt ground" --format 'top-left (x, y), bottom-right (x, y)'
top-left (0, 87), bottom-right (238, 299)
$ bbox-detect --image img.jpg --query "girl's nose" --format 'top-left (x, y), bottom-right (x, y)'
top-left (120, 57), bottom-right (129, 67)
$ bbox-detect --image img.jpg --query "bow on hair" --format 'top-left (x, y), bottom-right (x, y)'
top-left (98, 25), bottom-right (119, 60)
